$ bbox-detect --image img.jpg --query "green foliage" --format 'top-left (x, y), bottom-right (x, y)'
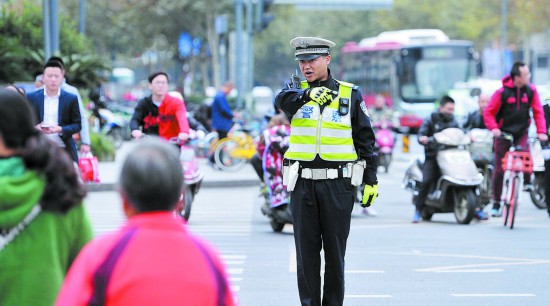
top-left (0, 36), bottom-right (29, 82)
top-left (90, 132), bottom-right (116, 161)
top-left (0, 1), bottom-right (107, 87)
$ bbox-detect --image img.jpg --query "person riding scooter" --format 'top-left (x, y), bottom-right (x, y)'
top-left (413, 95), bottom-right (459, 223)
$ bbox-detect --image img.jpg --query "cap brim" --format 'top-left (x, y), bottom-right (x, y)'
top-left (295, 54), bottom-right (322, 61)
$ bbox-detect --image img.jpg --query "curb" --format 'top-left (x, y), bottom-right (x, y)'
top-left (85, 179), bottom-right (259, 192)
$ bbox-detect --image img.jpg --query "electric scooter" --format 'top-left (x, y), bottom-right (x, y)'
top-left (171, 132), bottom-right (204, 221)
top-left (373, 120), bottom-right (396, 173)
top-left (402, 128), bottom-right (483, 224)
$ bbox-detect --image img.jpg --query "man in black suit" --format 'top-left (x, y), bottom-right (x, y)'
top-left (26, 60), bottom-right (81, 162)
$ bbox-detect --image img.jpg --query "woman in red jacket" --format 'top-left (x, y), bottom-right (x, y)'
top-left (56, 138), bottom-right (235, 306)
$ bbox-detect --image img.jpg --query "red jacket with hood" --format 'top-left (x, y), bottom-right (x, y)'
top-left (483, 75), bottom-right (546, 137)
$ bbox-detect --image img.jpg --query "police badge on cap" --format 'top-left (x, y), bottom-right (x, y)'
top-left (290, 37), bottom-right (336, 61)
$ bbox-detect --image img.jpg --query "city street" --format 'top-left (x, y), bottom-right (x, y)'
top-left (84, 137), bottom-right (550, 306)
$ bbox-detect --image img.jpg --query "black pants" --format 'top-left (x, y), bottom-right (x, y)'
top-left (250, 153), bottom-right (263, 181)
top-left (415, 157), bottom-right (440, 211)
top-left (544, 159), bottom-right (550, 215)
top-left (291, 177), bottom-right (355, 306)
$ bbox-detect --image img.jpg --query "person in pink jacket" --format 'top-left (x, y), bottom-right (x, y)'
top-left (483, 61), bottom-right (548, 217)
top-left (56, 138), bottom-right (235, 306)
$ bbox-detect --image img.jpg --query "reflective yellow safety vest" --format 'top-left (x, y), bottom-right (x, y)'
top-left (285, 80), bottom-right (358, 161)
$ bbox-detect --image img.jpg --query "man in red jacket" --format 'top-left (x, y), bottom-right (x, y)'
top-left (483, 61), bottom-right (548, 217)
top-left (56, 138), bottom-right (235, 306)
top-left (130, 72), bottom-right (189, 141)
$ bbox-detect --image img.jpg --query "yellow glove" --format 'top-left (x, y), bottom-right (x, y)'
top-left (308, 87), bottom-right (337, 105)
top-left (362, 184), bottom-right (379, 207)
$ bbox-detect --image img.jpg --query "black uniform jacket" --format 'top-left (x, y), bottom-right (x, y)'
top-left (275, 72), bottom-right (377, 185)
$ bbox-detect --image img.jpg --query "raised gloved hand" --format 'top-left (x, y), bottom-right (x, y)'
top-left (362, 183), bottom-right (379, 207)
top-left (307, 87), bottom-right (338, 105)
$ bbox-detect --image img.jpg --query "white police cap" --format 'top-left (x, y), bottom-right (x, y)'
top-left (290, 37), bottom-right (336, 61)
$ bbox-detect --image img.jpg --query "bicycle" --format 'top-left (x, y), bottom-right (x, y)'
top-left (499, 133), bottom-right (534, 229)
top-left (213, 123), bottom-right (257, 172)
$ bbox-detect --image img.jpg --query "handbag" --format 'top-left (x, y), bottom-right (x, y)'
top-left (78, 152), bottom-right (100, 183)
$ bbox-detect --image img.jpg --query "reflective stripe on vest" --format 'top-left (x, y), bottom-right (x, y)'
top-left (285, 80), bottom-right (357, 161)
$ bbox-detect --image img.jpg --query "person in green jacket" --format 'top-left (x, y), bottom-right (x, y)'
top-left (0, 89), bottom-right (93, 306)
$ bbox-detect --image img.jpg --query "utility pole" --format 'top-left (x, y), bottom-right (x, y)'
top-left (247, 0), bottom-right (254, 92)
top-left (501, 0), bottom-right (508, 76)
top-left (235, 0), bottom-right (244, 109)
top-left (50, 0), bottom-right (59, 55)
top-left (43, 0), bottom-right (52, 60)
top-left (79, 0), bottom-right (85, 34)
top-left (216, 15), bottom-right (228, 87)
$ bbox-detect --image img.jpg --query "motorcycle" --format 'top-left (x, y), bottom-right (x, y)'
top-left (90, 107), bottom-right (127, 149)
top-left (171, 133), bottom-right (204, 221)
top-left (373, 120), bottom-right (396, 173)
top-left (258, 125), bottom-right (292, 232)
top-left (468, 128), bottom-right (494, 207)
top-left (528, 139), bottom-right (547, 209)
top-left (402, 128), bottom-right (483, 224)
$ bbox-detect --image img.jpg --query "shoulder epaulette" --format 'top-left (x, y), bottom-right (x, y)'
top-left (335, 80), bottom-right (355, 89)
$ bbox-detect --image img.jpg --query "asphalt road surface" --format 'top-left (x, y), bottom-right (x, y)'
top-left (84, 135), bottom-right (550, 306)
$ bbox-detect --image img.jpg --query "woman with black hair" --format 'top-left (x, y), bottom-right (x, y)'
top-left (0, 89), bottom-right (93, 306)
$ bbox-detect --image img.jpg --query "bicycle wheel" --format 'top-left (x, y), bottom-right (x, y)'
top-left (214, 139), bottom-right (247, 172)
top-left (503, 177), bottom-right (512, 227)
top-left (509, 176), bottom-right (520, 229)
top-left (504, 176), bottom-right (520, 229)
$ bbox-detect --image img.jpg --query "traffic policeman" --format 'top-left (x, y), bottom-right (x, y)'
top-left (275, 36), bottom-right (379, 306)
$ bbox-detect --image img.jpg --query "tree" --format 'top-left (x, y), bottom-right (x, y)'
top-left (72, 0), bottom-right (233, 91)
top-left (0, 1), bottom-right (108, 86)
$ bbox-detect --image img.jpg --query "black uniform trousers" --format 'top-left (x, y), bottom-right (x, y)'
top-left (291, 177), bottom-right (355, 306)
top-left (415, 157), bottom-right (441, 211)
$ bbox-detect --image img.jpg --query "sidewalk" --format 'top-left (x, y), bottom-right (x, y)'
top-left (85, 142), bottom-right (260, 192)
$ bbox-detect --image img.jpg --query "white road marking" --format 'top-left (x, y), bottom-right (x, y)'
top-left (222, 254), bottom-right (247, 260)
top-left (230, 285), bottom-right (241, 292)
top-left (367, 250), bottom-right (550, 273)
top-left (415, 260), bottom-right (550, 273)
top-left (452, 293), bottom-right (536, 297)
top-left (227, 268), bottom-right (244, 274)
top-left (346, 294), bottom-right (392, 298)
top-left (224, 260), bottom-right (246, 265)
top-left (435, 269), bottom-right (504, 273)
